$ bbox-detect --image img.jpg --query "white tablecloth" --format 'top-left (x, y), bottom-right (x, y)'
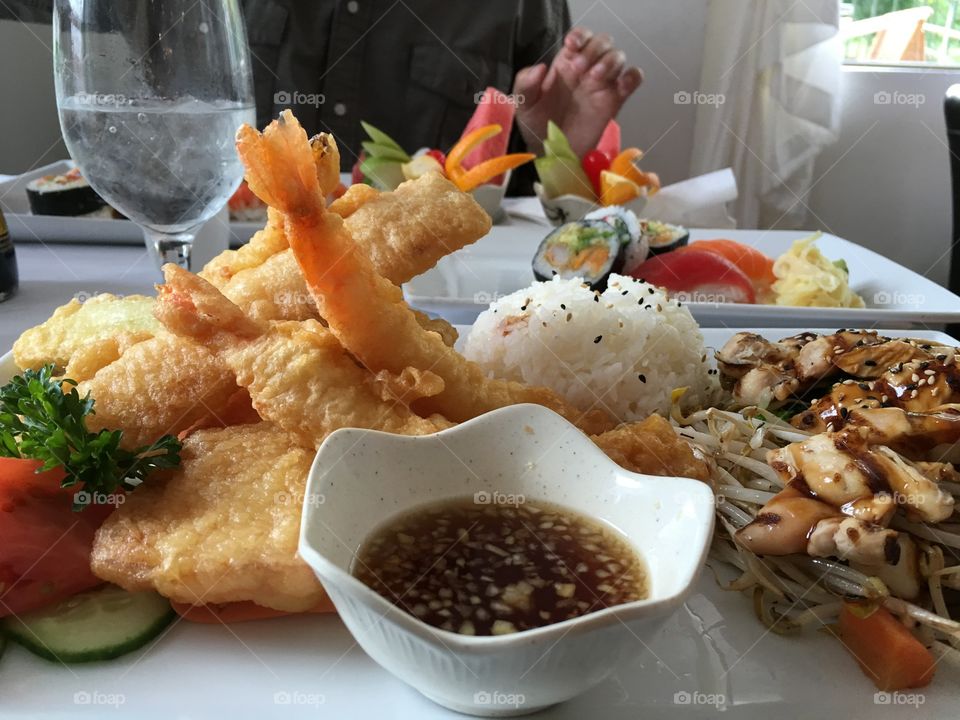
top-left (0, 243), bottom-right (160, 350)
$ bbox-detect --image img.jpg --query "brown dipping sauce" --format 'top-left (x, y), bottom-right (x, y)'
top-left (351, 497), bottom-right (648, 636)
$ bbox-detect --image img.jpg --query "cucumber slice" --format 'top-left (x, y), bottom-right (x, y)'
top-left (360, 141), bottom-right (411, 163)
top-left (3, 585), bottom-right (175, 663)
top-left (534, 156), bottom-right (595, 200)
top-left (545, 121), bottom-right (577, 160)
top-left (360, 121), bottom-right (406, 152)
top-left (542, 138), bottom-right (574, 161)
top-left (359, 156), bottom-right (407, 190)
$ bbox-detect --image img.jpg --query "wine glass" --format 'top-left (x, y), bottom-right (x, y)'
top-left (52, 0), bottom-right (255, 270)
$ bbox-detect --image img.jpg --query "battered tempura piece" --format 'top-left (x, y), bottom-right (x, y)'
top-left (78, 332), bottom-right (241, 449)
top-left (216, 247), bottom-right (459, 344)
top-left (91, 423), bottom-right (327, 612)
top-left (62, 336), bottom-right (128, 383)
top-left (328, 182), bottom-right (379, 217)
top-left (412, 309), bottom-right (459, 347)
top-left (198, 207), bottom-right (287, 289)
top-left (13, 294), bottom-right (159, 374)
top-left (219, 248), bottom-right (317, 322)
top-left (341, 171), bottom-right (491, 283)
top-left (175, 387), bottom-right (262, 437)
top-left (236, 111), bottom-right (614, 435)
top-left (204, 130), bottom-right (487, 327)
top-left (593, 415), bottom-right (711, 481)
top-left (157, 265), bottom-right (451, 446)
top-left (206, 139), bottom-right (485, 310)
top-left (213, 181), bottom-right (488, 319)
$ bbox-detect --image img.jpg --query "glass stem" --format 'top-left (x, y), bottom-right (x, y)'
top-left (143, 227), bottom-right (197, 270)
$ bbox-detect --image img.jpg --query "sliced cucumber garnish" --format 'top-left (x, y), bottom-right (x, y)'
top-left (3, 585), bottom-right (175, 663)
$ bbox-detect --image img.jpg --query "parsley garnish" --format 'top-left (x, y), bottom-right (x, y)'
top-left (0, 364), bottom-right (181, 510)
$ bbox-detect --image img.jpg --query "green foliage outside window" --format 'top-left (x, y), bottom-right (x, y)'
top-left (844, 0), bottom-right (960, 64)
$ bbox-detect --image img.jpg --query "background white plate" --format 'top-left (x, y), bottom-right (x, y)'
top-left (1, 326), bottom-right (958, 717)
top-left (405, 227), bottom-right (960, 328)
top-left (0, 161), bottom-right (261, 248)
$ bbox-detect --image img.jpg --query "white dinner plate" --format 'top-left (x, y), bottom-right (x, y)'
top-left (1, 327), bottom-right (958, 719)
top-left (4, 213), bottom-right (262, 249)
top-left (0, 161), bottom-right (263, 249)
top-left (404, 227), bottom-right (960, 328)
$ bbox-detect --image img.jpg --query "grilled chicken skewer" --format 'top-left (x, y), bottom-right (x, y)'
top-left (717, 330), bottom-right (958, 409)
top-left (734, 428), bottom-right (954, 599)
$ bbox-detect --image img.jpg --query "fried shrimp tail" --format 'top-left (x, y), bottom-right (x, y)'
top-left (237, 112), bottom-right (322, 216)
top-left (236, 111), bottom-right (614, 435)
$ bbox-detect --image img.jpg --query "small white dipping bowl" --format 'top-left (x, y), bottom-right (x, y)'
top-left (298, 404), bottom-right (714, 717)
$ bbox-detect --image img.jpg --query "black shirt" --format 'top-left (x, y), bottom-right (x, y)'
top-left (4, 0), bottom-right (570, 170)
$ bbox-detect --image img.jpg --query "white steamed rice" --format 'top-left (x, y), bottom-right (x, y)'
top-left (463, 274), bottom-right (719, 422)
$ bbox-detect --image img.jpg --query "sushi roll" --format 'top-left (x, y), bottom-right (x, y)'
top-left (584, 205), bottom-right (640, 246)
top-left (532, 219), bottom-right (624, 289)
top-left (621, 233), bottom-right (650, 275)
top-left (586, 206), bottom-right (651, 274)
top-left (26, 168), bottom-right (106, 217)
top-left (640, 219), bottom-right (689, 256)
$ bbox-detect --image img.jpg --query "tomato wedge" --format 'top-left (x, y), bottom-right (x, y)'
top-left (679, 239), bottom-right (776, 285)
top-left (628, 249), bottom-right (756, 304)
top-left (0, 458), bottom-right (113, 617)
top-left (581, 149), bottom-right (611, 197)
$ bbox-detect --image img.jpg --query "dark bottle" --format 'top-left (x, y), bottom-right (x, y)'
top-left (0, 207), bottom-right (17, 302)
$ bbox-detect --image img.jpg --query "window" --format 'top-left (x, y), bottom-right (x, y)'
top-left (841, 1), bottom-right (960, 67)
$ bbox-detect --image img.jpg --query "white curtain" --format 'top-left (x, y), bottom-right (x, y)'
top-left (690, 0), bottom-right (842, 229)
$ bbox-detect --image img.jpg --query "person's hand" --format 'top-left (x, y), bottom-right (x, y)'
top-left (514, 27), bottom-right (643, 157)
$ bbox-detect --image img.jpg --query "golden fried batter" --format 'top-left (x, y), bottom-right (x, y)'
top-left (13, 294), bottom-right (159, 373)
top-left (91, 423), bottom-right (327, 612)
top-left (62, 337), bottom-right (129, 383)
top-left (236, 112), bottom-right (613, 436)
top-left (214, 170), bottom-right (488, 304)
top-left (411, 309), bottom-right (459, 347)
top-left (220, 248), bottom-right (317, 322)
top-left (78, 333), bottom-right (240, 449)
top-left (157, 266), bottom-right (451, 447)
top-left (225, 320), bottom-right (451, 447)
top-left (218, 248), bottom-right (458, 344)
top-left (328, 181), bottom-right (379, 217)
top-left (198, 207), bottom-right (287, 289)
top-left (341, 171), bottom-right (491, 283)
top-left (593, 415), bottom-right (710, 481)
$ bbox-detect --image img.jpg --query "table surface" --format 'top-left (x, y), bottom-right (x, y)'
top-left (0, 243), bottom-right (159, 350)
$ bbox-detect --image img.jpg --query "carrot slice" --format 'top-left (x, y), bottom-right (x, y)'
top-left (171, 598), bottom-right (337, 624)
top-left (452, 152), bottom-right (535, 192)
top-left (839, 603), bottom-right (936, 691)
top-left (609, 147), bottom-right (643, 177)
top-left (445, 124), bottom-right (502, 179)
top-left (609, 148), bottom-right (660, 192)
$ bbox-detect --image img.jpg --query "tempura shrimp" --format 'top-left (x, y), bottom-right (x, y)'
top-left (157, 265), bottom-right (452, 447)
top-left (235, 111), bottom-right (614, 435)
